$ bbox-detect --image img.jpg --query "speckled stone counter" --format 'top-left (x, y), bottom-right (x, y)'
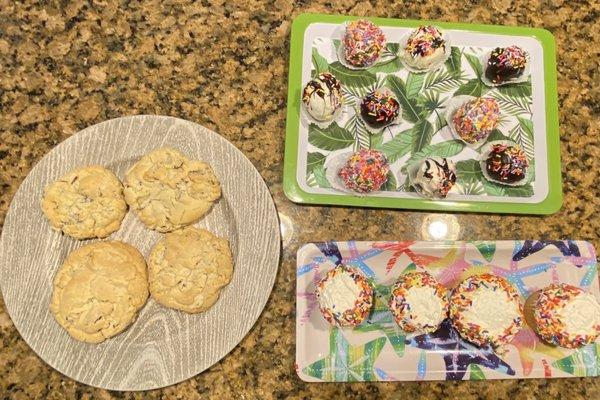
top-left (1, 0), bottom-right (599, 399)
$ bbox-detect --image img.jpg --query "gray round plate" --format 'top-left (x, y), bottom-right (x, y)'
top-left (0, 116), bottom-right (280, 391)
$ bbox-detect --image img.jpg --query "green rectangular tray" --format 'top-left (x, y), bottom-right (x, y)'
top-left (283, 13), bottom-right (562, 214)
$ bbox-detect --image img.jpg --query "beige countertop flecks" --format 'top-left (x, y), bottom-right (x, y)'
top-left (1, 0), bottom-right (599, 399)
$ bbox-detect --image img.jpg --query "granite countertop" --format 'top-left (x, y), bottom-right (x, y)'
top-left (1, 0), bottom-right (599, 398)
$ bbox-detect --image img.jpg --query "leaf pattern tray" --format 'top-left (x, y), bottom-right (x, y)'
top-left (296, 240), bottom-right (600, 382)
top-left (283, 14), bottom-right (562, 214)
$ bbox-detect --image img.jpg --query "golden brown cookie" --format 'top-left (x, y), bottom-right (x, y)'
top-left (50, 241), bottom-right (149, 344)
top-left (123, 148), bottom-right (221, 232)
top-left (41, 166), bottom-right (127, 239)
top-left (148, 227), bottom-right (233, 313)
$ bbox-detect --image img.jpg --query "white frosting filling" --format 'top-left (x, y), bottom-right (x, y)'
top-left (404, 285), bottom-right (445, 327)
top-left (559, 293), bottom-right (600, 334)
top-left (461, 286), bottom-right (520, 337)
top-left (409, 157), bottom-right (455, 198)
top-left (319, 271), bottom-right (361, 312)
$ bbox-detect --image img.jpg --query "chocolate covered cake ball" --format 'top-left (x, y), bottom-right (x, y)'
top-left (302, 72), bottom-right (343, 122)
top-left (342, 19), bottom-right (386, 68)
top-left (338, 149), bottom-right (390, 194)
top-left (316, 265), bottom-right (374, 327)
top-left (485, 46), bottom-right (528, 85)
top-left (409, 157), bottom-right (456, 199)
top-left (402, 26), bottom-right (447, 71)
top-left (452, 97), bottom-right (500, 145)
top-left (485, 144), bottom-right (529, 184)
top-left (360, 90), bottom-right (400, 129)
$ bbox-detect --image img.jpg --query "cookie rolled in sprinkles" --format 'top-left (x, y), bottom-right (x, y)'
top-left (533, 283), bottom-right (600, 348)
top-left (338, 149), bottom-right (390, 194)
top-left (342, 19), bottom-right (386, 68)
top-left (389, 271), bottom-right (448, 333)
top-left (449, 273), bottom-right (523, 348)
top-left (315, 265), bottom-right (373, 326)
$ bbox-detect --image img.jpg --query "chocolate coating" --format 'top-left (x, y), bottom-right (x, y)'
top-left (485, 46), bottom-right (528, 85)
top-left (485, 144), bottom-right (529, 184)
top-left (359, 90), bottom-right (400, 129)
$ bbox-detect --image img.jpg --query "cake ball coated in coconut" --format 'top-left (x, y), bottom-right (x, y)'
top-left (302, 72), bottom-right (343, 122)
top-left (359, 89), bottom-right (401, 130)
top-left (449, 273), bottom-right (523, 348)
top-left (342, 19), bottom-right (386, 68)
top-left (485, 144), bottom-right (529, 184)
top-left (389, 271), bottom-right (449, 334)
top-left (315, 265), bottom-right (374, 327)
top-left (452, 97), bottom-right (500, 145)
top-left (485, 46), bottom-right (528, 85)
top-left (409, 157), bottom-right (456, 199)
top-left (402, 26), bottom-right (447, 71)
top-left (338, 149), bottom-right (390, 194)
top-left (533, 283), bottom-right (600, 348)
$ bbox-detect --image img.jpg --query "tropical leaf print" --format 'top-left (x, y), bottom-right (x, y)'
top-left (405, 72), bottom-right (425, 99)
top-left (464, 53), bottom-right (483, 78)
top-left (374, 129), bottom-right (413, 163)
top-left (454, 78), bottom-right (487, 97)
top-left (312, 48), bottom-right (329, 76)
top-left (313, 164), bottom-right (331, 188)
top-left (308, 122), bottom-right (354, 151)
top-left (329, 61), bottom-right (378, 89)
top-left (411, 119), bottom-right (434, 154)
top-left (367, 57), bottom-right (403, 74)
top-left (382, 171), bottom-right (397, 191)
top-left (445, 47), bottom-right (463, 76)
top-left (487, 128), bottom-right (512, 142)
top-left (456, 159), bottom-right (484, 183)
top-left (508, 117), bottom-right (535, 158)
top-left (307, 152), bottom-right (327, 175)
top-left (408, 140), bottom-right (466, 164)
top-left (496, 80), bottom-right (532, 97)
top-left (422, 69), bottom-right (467, 94)
top-left (492, 91), bottom-right (532, 116)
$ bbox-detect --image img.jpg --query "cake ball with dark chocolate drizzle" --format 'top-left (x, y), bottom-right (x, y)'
top-left (302, 72), bottom-right (343, 122)
top-left (485, 144), bottom-right (529, 184)
top-left (485, 46), bottom-right (528, 85)
top-left (359, 89), bottom-right (400, 129)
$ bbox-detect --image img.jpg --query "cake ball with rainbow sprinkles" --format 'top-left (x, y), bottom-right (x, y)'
top-left (449, 273), bottom-right (523, 349)
top-left (338, 149), bottom-right (390, 194)
top-left (342, 19), bottom-right (386, 68)
top-left (533, 283), bottom-right (600, 349)
top-left (389, 271), bottom-right (448, 334)
top-left (315, 265), bottom-right (373, 327)
top-left (451, 97), bottom-right (500, 145)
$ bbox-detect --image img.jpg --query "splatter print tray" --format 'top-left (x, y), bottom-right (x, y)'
top-left (296, 240), bottom-right (599, 381)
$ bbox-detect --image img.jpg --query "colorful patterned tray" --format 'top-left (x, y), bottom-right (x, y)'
top-left (283, 14), bottom-right (562, 214)
top-left (296, 241), bottom-right (599, 381)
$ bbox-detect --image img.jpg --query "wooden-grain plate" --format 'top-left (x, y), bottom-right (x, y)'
top-left (0, 115), bottom-right (280, 390)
